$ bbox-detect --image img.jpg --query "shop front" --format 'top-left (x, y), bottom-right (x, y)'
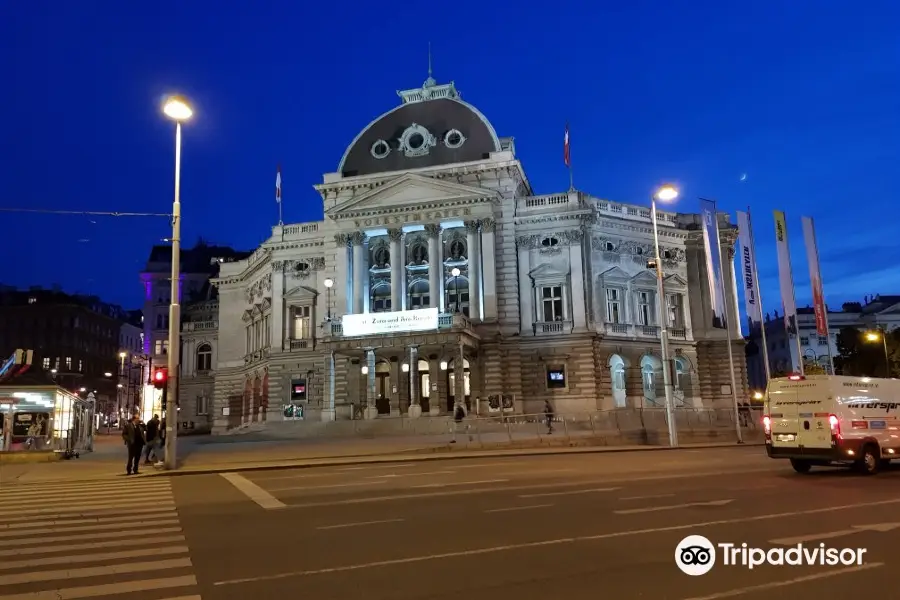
top-left (0, 386), bottom-right (94, 454)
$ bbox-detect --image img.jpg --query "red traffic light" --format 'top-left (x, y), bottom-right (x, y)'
top-left (152, 368), bottom-right (168, 389)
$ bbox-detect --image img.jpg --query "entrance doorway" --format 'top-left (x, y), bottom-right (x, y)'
top-left (375, 361), bottom-right (391, 415)
top-left (411, 359), bottom-right (430, 413)
top-left (446, 358), bottom-right (471, 412)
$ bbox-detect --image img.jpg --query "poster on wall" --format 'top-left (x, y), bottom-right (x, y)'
top-left (12, 412), bottom-right (50, 440)
top-left (291, 379), bottom-right (307, 401)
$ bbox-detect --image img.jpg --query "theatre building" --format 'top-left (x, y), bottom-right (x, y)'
top-left (209, 75), bottom-right (747, 432)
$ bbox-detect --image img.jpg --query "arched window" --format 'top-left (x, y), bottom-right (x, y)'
top-left (408, 280), bottom-right (430, 309)
top-left (418, 359), bottom-right (430, 400)
top-left (196, 343), bottom-right (212, 372)
top-left (371, 283), bottom-right (391, 313)
top-left (640, 355), bottom-right (662, 402)
top-left (609, 354), bottom-right (627, 408)
top-left (446, 276), bottom-right (470, 315)
top-left (674, 357), bottom-right (688, 390)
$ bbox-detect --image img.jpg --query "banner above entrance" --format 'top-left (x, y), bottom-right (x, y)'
top-left (342, 308), bottom-right (439, 336)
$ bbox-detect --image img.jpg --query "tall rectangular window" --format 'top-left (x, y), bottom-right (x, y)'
top-left (637, 291), bottom-right (652, 326)
top-left (667, 294), bottom-right (682, 327)
top-left (606, 289), bottom-right (621, 323)
top-left (541, 286), bottom-right (564, 322)
top-left (294, 306), bottom-right (311, 339)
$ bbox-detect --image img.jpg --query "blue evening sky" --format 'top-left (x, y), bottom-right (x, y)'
top-left (3, 0), bottom-right (898, 316)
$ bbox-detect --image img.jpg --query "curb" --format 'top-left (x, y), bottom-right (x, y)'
top-left (146, 440), bottom-right (766, 478)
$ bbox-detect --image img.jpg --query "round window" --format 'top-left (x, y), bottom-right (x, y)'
top-left (295, 262), bottom-right (310, 272)
top-left (635, 247), bottom-right (643, 255)
top-left (605, 242), bottom-right (614, 251)
top-left (444, 129), bottom-right (465, 148)
top-left (541, 237), bottom-right (559, 247)
top-left (370, 140), bottom-right (390, 159)
top-left (408, 133), bottom-right (425, 150)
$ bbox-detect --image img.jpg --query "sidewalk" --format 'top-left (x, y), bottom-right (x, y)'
top-left (0, 431), bottom-right (763, 485)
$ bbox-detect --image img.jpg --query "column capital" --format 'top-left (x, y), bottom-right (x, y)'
top-left (480, 218), bottom-right (496, 233)
top-left (350, 231), bottom-right (366, 246)
top-left (464, 220), bottom-right (480, 234)
top-left (387, 228), bottom-right (403, 242)
top-left (424, 223), bottom-right (442, 238)
top-left (334, 233), bottom-right (350, 247)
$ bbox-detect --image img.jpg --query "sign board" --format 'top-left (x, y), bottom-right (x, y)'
top-left (342, 308), bottom-right (439, 337)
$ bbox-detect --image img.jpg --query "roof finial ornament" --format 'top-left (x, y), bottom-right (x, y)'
top-left (424, 42), bottom-right (436, 88)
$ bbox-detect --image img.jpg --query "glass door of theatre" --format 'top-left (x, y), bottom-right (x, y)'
top-left (446, 359), bottom-right (471, 412)
top-left (375, 362), bottom-right (391, 415)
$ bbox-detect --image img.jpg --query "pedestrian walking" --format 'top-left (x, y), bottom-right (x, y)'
top-left (543, 400), bottom-right (555, 434)
top-left (121, 412), bottom-right (146, 475)
top-left (450, 403), bottom-right (470, 443)
top-left (143, 414), bottom-right (161, 465)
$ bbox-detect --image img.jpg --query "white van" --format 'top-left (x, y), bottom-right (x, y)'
top-left (764, 374), bottom-right (900, 474)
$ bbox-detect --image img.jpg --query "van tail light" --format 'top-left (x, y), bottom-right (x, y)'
top-left (762, 415), bottom-right (772, 440)
top-left (828, 414), bottom-right (841, 438)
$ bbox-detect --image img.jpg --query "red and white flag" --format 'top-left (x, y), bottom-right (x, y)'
top-left (563, 123), bottom-right (571, 168)
top-left (275, 166), bottom-right (282, 204)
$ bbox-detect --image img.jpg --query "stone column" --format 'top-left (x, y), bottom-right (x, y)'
top-left (321, 351), bottom-right (335, 421)
top-left (568, 230), bottom-right (587, 330)
top-left (271, 264), bottom-right (285, 350)
top-left (454, 344), bottom-right (466, 410)
top-left (351, 232), bottom-right (366, 314)
top-left (517, 238), bottom-right (533, 334)
top-left (480, 218), bottom-right (498, 321)
top-left (465, 220), bottom-right (481, 320)
top-left (400, 231), bottom-right (408, 311)
top-left (425, 224), bottom-right (442, 311)
top-left (364, 348), bottom-right (378, 419)
top-left (388, 228), bottom-right (402, 312)
top-left (408, 345), bottom-right (421, 418)
top-left (333, 233), bottom-right (351, 316)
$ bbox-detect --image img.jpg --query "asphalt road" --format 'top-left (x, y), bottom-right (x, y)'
top-left (2, 447), bottom-right (899, 600)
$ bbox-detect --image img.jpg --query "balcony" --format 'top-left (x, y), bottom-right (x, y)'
top-left (328, 312), bottom-right (473, 337)
top-left (533, 320), bottom-right (573, 335)
top-left (668, 327), bottom-right (687, 339)
top-left (183, 320), bottom-right (217, 332)
top-left (287, 338), bottom-right (313, 351)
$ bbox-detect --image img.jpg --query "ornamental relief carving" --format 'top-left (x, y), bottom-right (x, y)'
top-left (334, 233), bottom-right (350, 247)
top-left (480, 217), bottom-right (496, 233)
top-left (590, 235), bottom-right (687, 266)
top-left (245, 274), bottom-right (272, 304)
top-left (423, 223), bottom-right (442, 238)
top-left (271, 257), bottom-right (325, 279)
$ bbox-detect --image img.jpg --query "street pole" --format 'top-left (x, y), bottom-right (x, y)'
top-left (165, 121), bottom-right (182, 470)
top-left (881, 329), bottom-right (890, 377)
top-left (650, 199), bottom-right (678, 448)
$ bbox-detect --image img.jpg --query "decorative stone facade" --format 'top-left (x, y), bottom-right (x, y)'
top-left (207, 75), bottom-right (748, 433)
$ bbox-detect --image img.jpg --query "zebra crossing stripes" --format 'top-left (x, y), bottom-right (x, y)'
top-left (0, 476), bottom-right (202, 600)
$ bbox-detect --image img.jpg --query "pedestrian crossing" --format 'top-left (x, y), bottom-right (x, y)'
top-left (0, 475), bottom-right (201, 600)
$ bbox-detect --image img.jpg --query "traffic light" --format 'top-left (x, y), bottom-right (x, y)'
top-left (152, 368), bottom-right (168, 389)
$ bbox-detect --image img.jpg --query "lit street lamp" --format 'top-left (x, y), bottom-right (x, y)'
top-left (323, 277), bottom-right (334, 320)
top-left (162, 94), bottom-right (193, 470)
top-left (864, 329), bottom-right (890, 377)
top-left (450, 267), bottom-right (461, 313)
top-left (651, 184), bottom-right (678, 448)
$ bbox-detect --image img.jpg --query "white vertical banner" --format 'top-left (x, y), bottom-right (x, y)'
top-left (773, 210), bottom-right (803, 374)
top-left (699, 199), bottom-right (727, 329)
top-left (736, 211), bottom-right (763, 331)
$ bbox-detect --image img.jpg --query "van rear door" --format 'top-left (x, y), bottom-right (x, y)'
top-left (768, 386), bottom-right (801, 449)
top-left (794, 387), bottom-right (833, 451)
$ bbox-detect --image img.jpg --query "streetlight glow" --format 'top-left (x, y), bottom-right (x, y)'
top-left (163, 95), bottom-right (193, 121)
top-left (104, 372), bottom-right (113, 377)
top-left (118, 351), bottom-right (127, 359)
top-left (865, 332), bottom-right (880, 342)
top-left (654, 184), bottom-right (679, 202)
top-left (451, 267), bottom-right (461, 277)
top-left (324, 278), bottom-right (334, 289)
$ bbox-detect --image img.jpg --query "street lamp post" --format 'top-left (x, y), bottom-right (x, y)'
top-left (864, 329), bottom-right (890, 377)
top-left (450, 267), bottom-right (461, 313)
top-left (162, 95), bottom-right (193, 470)
top-left (651, 184), bottom-right (679, 448)
top-left (323, 278), bottom-right (334, 320)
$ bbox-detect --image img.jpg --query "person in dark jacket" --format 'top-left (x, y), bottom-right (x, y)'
top-left (143, 414), bottom-right (160, 465)
top-left (121, 413), bottom-right (146, 475)
top-left (543, 400), bottom-right (555, 434)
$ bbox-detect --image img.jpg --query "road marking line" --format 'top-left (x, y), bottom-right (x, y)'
top-left (484, 504), bottom-right (553, 513)
top-left (221, 472), bottom-right (286, 509)
top-left (453, 462), bottom-right (522, 469)
top-left (0, 557), bottom-right (192, 586)
top-left (214, 497), bottom-right (900, 587)
top-left (2, 500), bottom-right (175, 517)
top-left (413, 479), bottom-right (508, 489)
top-left (727, 483), bottom-right (777, 492)
top-left (680, 562), bottom-right (883, 599)
top-left (0, 527), bottom-right (183, 550)
top-left (0, 505), bottom-right (175, 524)
top-left (0, 545), bottom-right (189, 570)
top-left (0, 509), bottom-right (175, 529)
top-left (0, 481), bottom-right (171, 497)
top-left (496, 468), bottom-right (577, 476)
top-left (0, 574), bottom-right (197, 600)
top-left (0, 519), bottom-right (180, 539)
top-left (366, 470), bottom-right (456, 479)
top-left (278, 467), bottom-right (777, 509)
top-left (267, 480), bottom-right (387, 492)
top-left (0, 484), bottom-right (172, 503)
top-left (615, 499), bottom-right (734, 514)
top-left (769, 523), bottom-right (900, 545)
top-left (317, 518), bottom-right (405, 530)
top-left (0, 509), bottom-right (176, 529)
top-left (337, 464), bottom-right (416, 471)
top-left (0, 534), bottom-right (186, 557)
top-left (619, 494), bottom-right (675, 501)
top-left (519, 487), bottom-right (620, 499)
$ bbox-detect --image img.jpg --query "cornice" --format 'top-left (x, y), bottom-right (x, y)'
top-left (330, 195), bottom-right (494, 221)
top-left (596, 220), bottom-right (689, 240)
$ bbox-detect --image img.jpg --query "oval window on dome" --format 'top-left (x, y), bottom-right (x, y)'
top-left (444, 129), bottom-right (466, 149)
top-left (370, 140), bottom-right (391, 159)
top-left (407, 133), bottom-right (425, 150)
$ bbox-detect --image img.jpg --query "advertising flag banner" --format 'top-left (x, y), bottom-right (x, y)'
top-left (773, 210), bottom-right (800, 337)
top-left (801, 216), bottom-right (828, 337)
top-left (736, 210), bottom-right (763, 332)
top-left (700, 199), bottom-right (727, 329)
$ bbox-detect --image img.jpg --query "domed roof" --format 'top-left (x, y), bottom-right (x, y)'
top-left (338, 80), bottom-right (502, 178)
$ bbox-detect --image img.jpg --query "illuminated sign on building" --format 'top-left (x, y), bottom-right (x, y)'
top-left (341, 308), bottom-right (439, 337)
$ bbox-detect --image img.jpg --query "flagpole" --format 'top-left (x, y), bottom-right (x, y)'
top-left (747, 206), bottom-right (771, 384)
top-left (278, 200), bottom-right (283, 226)
top-left (569, 165), bottom-right (574, 192)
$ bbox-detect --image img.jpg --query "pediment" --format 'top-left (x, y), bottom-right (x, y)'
top-left (598, 266), bottom-right (630, 283)
top-left (529, 262), bottom-right (569, 282)
top-left (327, 173), bottom-right (498, 215)
top-left (664, 273), bottom-right (688, 288)
top-left (630, 270), bottom-right (658, 287)
top-left (284, 285), bottom-right (318, 299)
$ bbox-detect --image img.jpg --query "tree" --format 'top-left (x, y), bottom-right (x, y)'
top-left (802, 359), bottom-right (826, 375)
top-left (834, 326), bottom-right (900, 378)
